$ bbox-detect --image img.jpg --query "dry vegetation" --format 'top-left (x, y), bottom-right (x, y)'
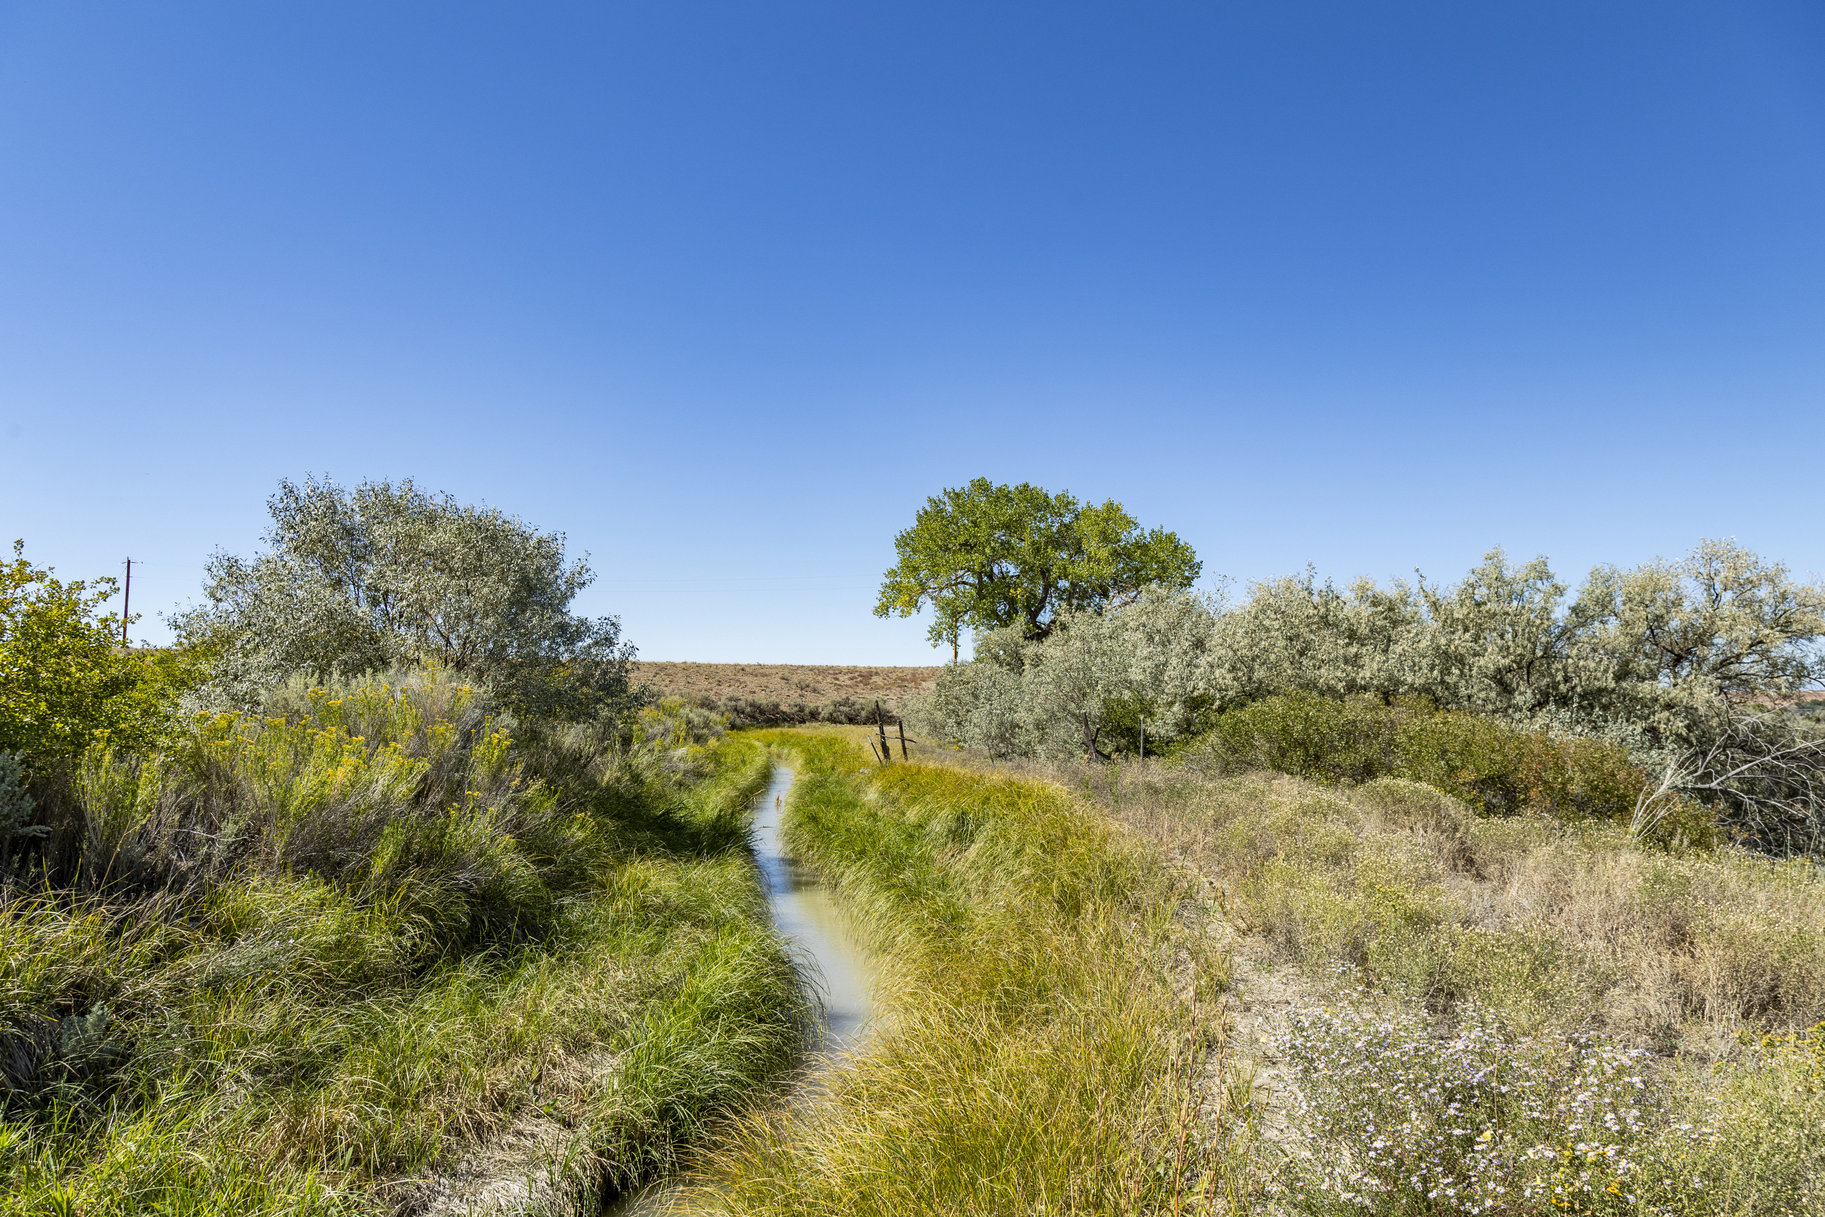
top-left (991, 755), bottom-right (1825, 1214)
top-left (629, 663), bottom-right (940, 711)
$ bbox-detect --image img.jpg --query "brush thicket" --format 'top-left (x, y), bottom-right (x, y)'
top-left (0, 667), bottom-right (805, 1215)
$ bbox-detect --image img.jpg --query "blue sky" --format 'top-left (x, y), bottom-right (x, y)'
top-left (4, 2), bottom-right (1823, 663)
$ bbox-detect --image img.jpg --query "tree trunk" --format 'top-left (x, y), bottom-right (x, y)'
top-left (1081, 711), bottom-right (1110, 762)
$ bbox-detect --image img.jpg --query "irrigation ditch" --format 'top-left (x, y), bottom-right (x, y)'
top-left (606, 760), bottom-right (881, 1215)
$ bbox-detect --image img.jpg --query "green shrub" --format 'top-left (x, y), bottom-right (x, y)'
top-left (1192, 692), bottom-right (1657, 825)
top-left (1198, 692), bottom-right (1399, 784)
top-left (0, 543), bottom-right (199, 771)
top-left (1397, 707), bottom-right (1646, 820)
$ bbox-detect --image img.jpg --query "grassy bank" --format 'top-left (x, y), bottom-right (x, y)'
top-left (1069, 760), bottom-right (1825, 1215)
top-left (0, 670), bottom-right (806, 1215)
top-left (678, 730), bottom-right (1236, 1217)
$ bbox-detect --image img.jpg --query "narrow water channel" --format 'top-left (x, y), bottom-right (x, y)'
top-left (749, 764), bottom-right (876, 1054)
top-left (604, 764), bottom-right (874, 1214)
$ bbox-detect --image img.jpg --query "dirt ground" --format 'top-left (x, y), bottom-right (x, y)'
top-left (629, 662), bottom-right (943, 710)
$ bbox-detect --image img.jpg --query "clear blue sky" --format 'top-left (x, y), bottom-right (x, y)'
top-left (4, 2), bottom-right (1823, 663)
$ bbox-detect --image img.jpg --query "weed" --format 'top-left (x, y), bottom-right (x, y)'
top-left (1061, 757), bottom-right (1825, 1215)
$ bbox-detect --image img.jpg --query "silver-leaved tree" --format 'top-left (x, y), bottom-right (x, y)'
top-left (172, 476), bottom-right (637, 721)
top-left (906, 540), bottom-right (1825, 852)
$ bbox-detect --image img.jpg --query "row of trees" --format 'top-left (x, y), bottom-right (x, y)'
top-left (911, 542), bottom-right (1825, 758)
top-left (890, 484), bottom-right (1825, 852)
top-left (1209, 542), bottom-right (1825, 741)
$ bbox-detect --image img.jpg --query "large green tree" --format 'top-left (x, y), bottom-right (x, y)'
top-left (172, 476), bottom-right (637, 720)
top-left (874, 478), bottom-right (1201, 657)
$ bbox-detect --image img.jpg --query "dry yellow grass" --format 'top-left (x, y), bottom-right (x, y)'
top-left (628, 663), bottom-right (941, 710)
top-left (1012, 758), bottom-right (1825, 1050)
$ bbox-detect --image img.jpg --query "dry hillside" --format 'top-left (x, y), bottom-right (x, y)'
top-left (629, 662), bottom-right (942, 711)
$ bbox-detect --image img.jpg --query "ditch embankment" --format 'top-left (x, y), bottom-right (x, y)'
top-left (0, 674), bottom-right (807, 1217)
top-left (660, 730), bottom-right (1236, 1217)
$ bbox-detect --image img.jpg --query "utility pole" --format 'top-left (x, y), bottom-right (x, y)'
top-left (121, 558), bottom-right (132, 647)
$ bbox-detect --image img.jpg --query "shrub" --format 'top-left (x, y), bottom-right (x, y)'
top-left (1191, 692), bottom-right (1656, 825)
top-left (0, 543), bottom-right (196, 770)
top-left (902, 660), bottom-right (1033, 757)
top-left (905, 590), bottom-right (1222, 759)
top-left (634, 696), bottom-right (729, 751)
top-left (1397, 707), bottom-right (1648, 821)
top-left (1198, 692), bottom-right (1399, 784)
top-left (18, 668), bottom-right (608, 951)
top-left (171, 477), bottom-right (638, 722)
top-left (0, 754), bottom-right (35, 846)
top-left (686, 695), bottom-right (897, 730)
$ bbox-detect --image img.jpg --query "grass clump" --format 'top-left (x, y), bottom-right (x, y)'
top-left (680, 730), bottom-right (1232, 1217)
top-left (0, 667), bottom-right (805, 1215)
top-left (1077, 759), bottom-right (1825, 1215)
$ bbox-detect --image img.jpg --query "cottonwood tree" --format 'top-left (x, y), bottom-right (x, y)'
top-left (874, 477), bottom-right (1200, 659)
top-left (172, 477), bottom-right (636, 720)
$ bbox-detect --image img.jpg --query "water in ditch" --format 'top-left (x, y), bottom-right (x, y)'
top-left (606, 764), bottom-right (875, 1213)
top-left (749, 764), bottom-right (876, 1054)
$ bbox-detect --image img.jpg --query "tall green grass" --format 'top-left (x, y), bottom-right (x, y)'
top-left (681, 731), bottom-right (1233, 1217)
top-left (0, 668), bottom-right (806, 1215)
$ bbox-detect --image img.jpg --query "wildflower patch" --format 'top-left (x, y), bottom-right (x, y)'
top-left (1275, 1003), bottom-right (1715, 1215)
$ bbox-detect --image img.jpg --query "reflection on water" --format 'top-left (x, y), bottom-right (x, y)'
top-left (603, 765), bottom-right (874, 1215)
top-left (750, 765), bottom-right (875, 1054)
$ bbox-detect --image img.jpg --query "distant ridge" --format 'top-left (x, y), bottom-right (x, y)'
top-left (629, 662), bottom-right (940, 711)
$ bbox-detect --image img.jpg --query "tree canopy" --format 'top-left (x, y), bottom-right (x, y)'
top-left (1, 542), bottom-right (188, 768)
top-left (171, 477), bottom-right (636, 720)
top-left (920, 540), bottom-right (1825, 750)
top-left (873, 478), bottom-right (1201, 655)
